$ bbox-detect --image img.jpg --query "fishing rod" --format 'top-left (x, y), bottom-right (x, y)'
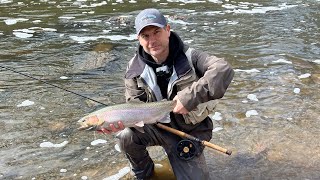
top-left (0, 65), bottom-right (108, 106)
top-left (156, 123), bottom-right (232, 156)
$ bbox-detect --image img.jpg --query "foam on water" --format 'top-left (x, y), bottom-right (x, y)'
top-left (242, 100), bottom-right (248, 103)
top-left (12, 31), bottom-right (30, 39)
top-left (204, 11), bottom-right (224, 15)
top-left (74, 19), bottom-right (102, 23)
top-left (41, 28), bottom-right (57, 32)
top-left (32, 20), bottom-right (42, 23)
top-left (60, 169), bottom-right (67, 173)
top-left (58, 16), bottom-right (76, 20)
top-left (246, 110), bottom-right (258, 117)
top-left (234, 69), bottom-right (260, 73)
top-left (70, 34), bottom-right (136, 43)
top-left (298, 73), bottom-right (311, 79)
top-left (90, 139), bottom-right (107, 146)
top-left (272, 58), bottom-right (292, 64)
top-left (217, 20), bottom-right (239, 25)
top-left (168, 18), bottom-right (192, 25)
top-left (167, 0), bottom-right (206, 3)
top-left (17, 100), bottom-right (35, 107)
top-left (82, 11), bottom-right (95, 14)
top-left (60, 76), bottom-right (69, 79)
top-left (79, 1), bottom-right (107, 8)
top-left (4, 18), bottom-right (28, 25)
top-left (184, 39), bottom-right (194, 44)
top-left (208, 0), bottom-right (223, 3)
top-left (293, 88), bottom-right (300, 94)
top-left (247, 94), bottom-right (259, 101)
top-left (222, 4), bottom-right (238, 9)
top-left (70, 36), bottom-right (99, 43)
top-left (225, 3), bottom-right (298, 14)
top-left (0, 0), bottom-right (13, 4)
top-left (40, 141), bottom-right (68, 148)
top-left (212, 127), bottom-right (223, 132)
top-left (211, 112), bottom-right (222, 121)
top-left (103, 30), bottom-right (112, 33)
top-left (28, 27), bottom-right (57, 32)
top-left (12, 27), bottom-right (57, 38)
top-left (293, 28), bottom-right (302, 32)
top-left (13, 28), bottom-right (35, 34)
top-left (102, 34), bottom-right (136, 41)
top-left (114, 144), bottom-right (121, 152)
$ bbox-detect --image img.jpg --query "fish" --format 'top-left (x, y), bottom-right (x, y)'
top-left (78, 100), bottom-right (175, 132)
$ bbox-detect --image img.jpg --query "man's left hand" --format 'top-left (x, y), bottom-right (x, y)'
top-left (97, 121), bottom-right (125, 134)
top-left (173, 96), bottom-right (189, 115)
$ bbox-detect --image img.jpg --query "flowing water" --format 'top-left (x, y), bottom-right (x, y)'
top-left (0, 0), bottom-right (319, 179)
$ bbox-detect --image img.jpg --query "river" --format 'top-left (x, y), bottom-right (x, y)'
top-left (0, 0), bottom-right (319, 179)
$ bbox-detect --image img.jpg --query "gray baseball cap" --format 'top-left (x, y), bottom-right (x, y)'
top-left (135, 8), bottom-right (167, 35)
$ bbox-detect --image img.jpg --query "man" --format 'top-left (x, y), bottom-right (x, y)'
top-left (100, 8), bottom-right (234, 180)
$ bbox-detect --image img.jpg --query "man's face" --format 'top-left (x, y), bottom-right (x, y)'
top-left (137, 25), bottom-right (171, 62)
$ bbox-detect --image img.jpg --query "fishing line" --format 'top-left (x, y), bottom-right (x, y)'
top-left (0, 65), bottom-right (108, 106)
top-left (1, 67), bottom-right (233, 155)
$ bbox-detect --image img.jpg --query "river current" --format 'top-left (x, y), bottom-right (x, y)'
top-left (0, 0), bottom-right (319, 179)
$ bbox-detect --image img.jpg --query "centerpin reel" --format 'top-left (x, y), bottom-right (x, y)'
top-left (176, 139), bottom-right (198, 160)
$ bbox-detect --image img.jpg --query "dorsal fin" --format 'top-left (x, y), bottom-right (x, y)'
top-left (127, 100), bottom-right (145, 104)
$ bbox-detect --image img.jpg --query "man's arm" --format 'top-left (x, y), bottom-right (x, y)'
top-left (125, 77), bottom-right (148, 102)
top-left (176, 50), bottom-right (234, 112)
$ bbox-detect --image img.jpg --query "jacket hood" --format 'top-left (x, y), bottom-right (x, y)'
top-left (125, 31), bottom-right (191, 79)
top-left (138, 32), bottom-right (191, 78)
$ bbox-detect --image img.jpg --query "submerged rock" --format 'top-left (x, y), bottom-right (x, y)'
top-left (72, 43), bottom-right (120, 72)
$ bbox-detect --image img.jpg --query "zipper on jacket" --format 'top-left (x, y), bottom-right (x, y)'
top-left (167, 68), bottom-right (192, 99)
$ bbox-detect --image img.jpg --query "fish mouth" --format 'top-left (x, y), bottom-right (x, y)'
top-left (77, 125), bottom-right (99, 131)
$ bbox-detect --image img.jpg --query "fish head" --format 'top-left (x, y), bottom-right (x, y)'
top-left (77, 115), bottom-right (104, 131)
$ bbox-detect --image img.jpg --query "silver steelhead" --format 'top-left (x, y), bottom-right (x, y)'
top-left (78, 100), bottom-right (175, 131)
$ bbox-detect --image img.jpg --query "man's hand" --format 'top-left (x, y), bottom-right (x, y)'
top-left (97, 121), bottom-right (125, 134)
top-left (173, 96), bottom-right (189, 115)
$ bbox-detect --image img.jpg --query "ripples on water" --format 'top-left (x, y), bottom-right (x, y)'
top-left (0, 0), bottom-right (319, 179)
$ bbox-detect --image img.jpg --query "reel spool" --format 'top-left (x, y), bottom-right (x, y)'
top-left (176, 140), bottom-right (197, 160)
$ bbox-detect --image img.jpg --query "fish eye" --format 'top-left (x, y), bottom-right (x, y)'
top-left (78, 118), bottom-right (85, 122)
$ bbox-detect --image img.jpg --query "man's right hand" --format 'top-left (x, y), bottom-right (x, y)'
top-left (97, 121), bottom-right (125, 134)
top-left (173, 96), bottom-right (189, 115)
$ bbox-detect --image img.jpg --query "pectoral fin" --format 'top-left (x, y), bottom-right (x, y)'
top-left (158, 113), bottom-right (171, 124)
top-left (135, 121), bottom-right (145, 127)
top-left (133, 121), bottom-right (145, 133)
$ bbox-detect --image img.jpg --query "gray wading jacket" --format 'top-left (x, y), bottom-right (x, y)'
top-left (124, 32), bottom-right (234, 133)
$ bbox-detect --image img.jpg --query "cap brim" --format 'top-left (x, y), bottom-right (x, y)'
top-left (136, 23), bottom-right (165, 35)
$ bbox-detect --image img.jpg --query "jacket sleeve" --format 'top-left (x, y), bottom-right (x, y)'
top-left (177, 49), bottom-right (234, 111)
top-left (124, 77), bottom-right (148, 103)
top-left (124, 54), bottom-right (149, 103)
